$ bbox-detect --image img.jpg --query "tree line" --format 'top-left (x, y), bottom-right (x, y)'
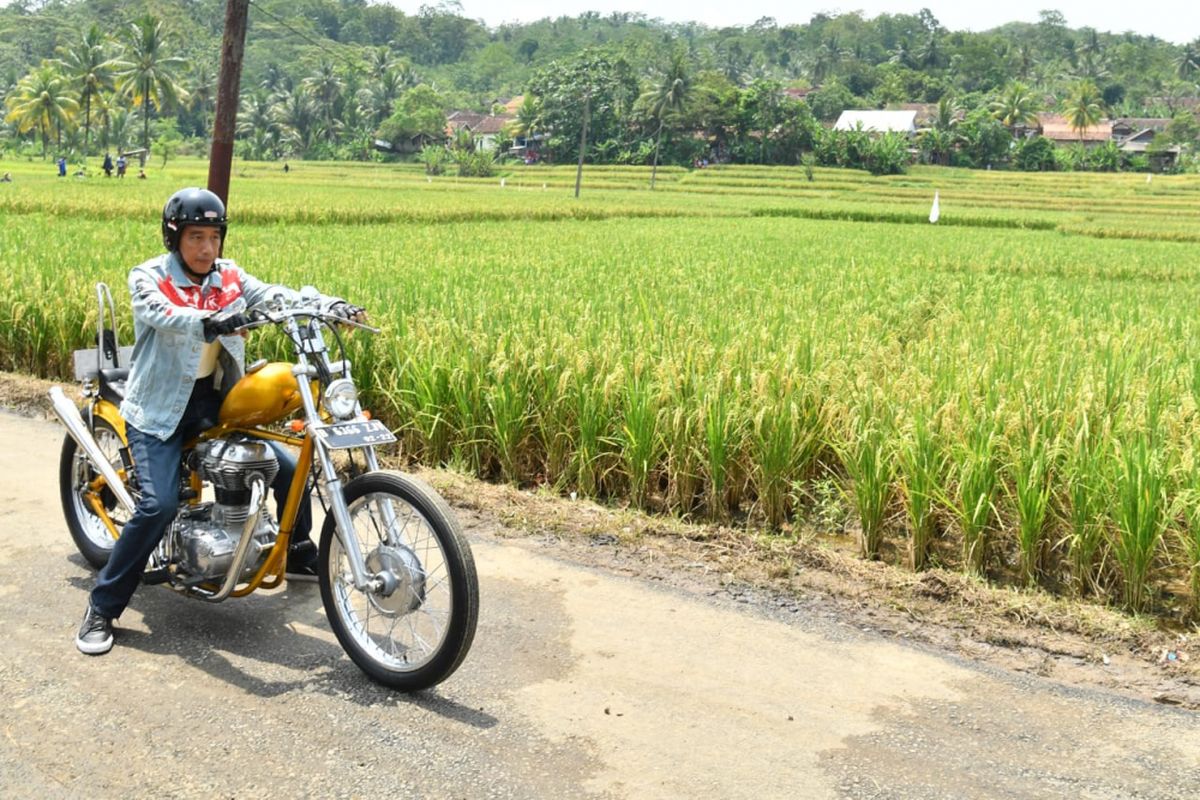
top-left (1, 2), bottom-right (1198, 172)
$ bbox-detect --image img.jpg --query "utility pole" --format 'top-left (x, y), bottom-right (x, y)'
top-left (207, 0), bottom-right (250, 206)
top-left (574, 90), bottom-right (590, 199)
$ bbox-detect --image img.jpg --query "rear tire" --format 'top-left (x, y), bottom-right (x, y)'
top-left (318, 471), bottom-right (479, 691)
top-left (58, 418), bottom-right (130, 569)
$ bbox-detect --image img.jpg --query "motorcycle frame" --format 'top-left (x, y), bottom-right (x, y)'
top-left (76, 308), bottom-right (388, 600)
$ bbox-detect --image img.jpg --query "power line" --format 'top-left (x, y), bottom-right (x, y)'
top-left (246, 0), bottom-right (367, 75)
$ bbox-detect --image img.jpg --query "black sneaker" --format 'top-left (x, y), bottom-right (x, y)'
top-left (285, 540), bottom-right (319, 583)
top-left (75, 604), bottom-right (113, 655)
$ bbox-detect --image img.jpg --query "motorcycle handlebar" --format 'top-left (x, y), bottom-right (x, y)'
top-left (235, 306), bottom-right (381, 335)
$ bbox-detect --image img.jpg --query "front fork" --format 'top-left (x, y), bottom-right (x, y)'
top-left (292, 368), bottom-right (396, 594)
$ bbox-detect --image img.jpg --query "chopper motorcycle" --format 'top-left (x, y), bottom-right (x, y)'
top-left (51, 283), bottom-right (478, 691)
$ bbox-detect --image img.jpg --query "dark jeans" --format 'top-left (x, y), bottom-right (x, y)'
top-left (90, 380), bottom-right (312, 619)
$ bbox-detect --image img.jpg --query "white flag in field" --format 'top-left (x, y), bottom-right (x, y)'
top-left (929, 191), bottom-right (940, 224)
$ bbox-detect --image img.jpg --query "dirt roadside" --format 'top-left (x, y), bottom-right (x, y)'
top-left (2, 369), bottom-right (1197, 712)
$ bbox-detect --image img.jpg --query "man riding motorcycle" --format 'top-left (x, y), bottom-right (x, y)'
top-left (76, 187), bottom-right (366, 655)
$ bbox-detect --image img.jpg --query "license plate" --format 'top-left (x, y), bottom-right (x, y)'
top-left (312, 419), bottom-right (396, 449)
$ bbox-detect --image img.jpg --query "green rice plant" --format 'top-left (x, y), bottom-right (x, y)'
top-left (700, 381), bottom-right (742, 522)
top-left (619, 370), bottom-right (663, 510)
top-left (406, 359), bottom-right (455, 464)
top-left (840, 402), bottom-right (895, 560)
top-left (896, 413), bottom-right (945, 571)
top-left (954, 415), bottom-right (1000, 575)
top-left (1060, 417), bottom-right (1112, 597)
top-left (1008, 429), bottom-right (1054, 586)
top-left (1176, 485), bottom-right (1200, 619)
top-left (1110, 435), bottom-right (1169, 613)
top-left (749, 384), bottom-right (823, 530)
top-left (569, 367), bottom-right (617, 498)
top-left (530, 362), bottom-right (574, 487)
top-left (484, 356), bottom-right (531, 483)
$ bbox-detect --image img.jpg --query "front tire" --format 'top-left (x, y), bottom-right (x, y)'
top-left (318, 471), bottom-right (479, 691)
top-left (59, 418), bottom-right (131, 569)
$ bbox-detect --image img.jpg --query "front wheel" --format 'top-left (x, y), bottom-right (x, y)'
top-left (318, 471), bottom-right (479, 691)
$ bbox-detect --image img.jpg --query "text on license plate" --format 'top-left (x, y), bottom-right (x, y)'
top-left (312, 419), bottom-right (397, 449)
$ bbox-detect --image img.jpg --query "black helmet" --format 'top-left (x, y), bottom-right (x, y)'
top-left (162, 187), bottom-right (227, 251)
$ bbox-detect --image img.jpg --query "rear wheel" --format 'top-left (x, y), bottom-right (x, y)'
top-left (318, 471), bottom-right (478, 691)
top-left (59, 418), bottom-right (131, 569)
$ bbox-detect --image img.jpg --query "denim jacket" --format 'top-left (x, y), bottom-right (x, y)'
top-left (120, 252), bottom-right (341, 440)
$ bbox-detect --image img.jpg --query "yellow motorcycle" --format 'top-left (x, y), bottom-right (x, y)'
top-left (52, 283), bottom-right (478, 690)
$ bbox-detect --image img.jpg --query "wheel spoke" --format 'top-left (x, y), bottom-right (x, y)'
top-left (326, 488), bottom-right (463, 673)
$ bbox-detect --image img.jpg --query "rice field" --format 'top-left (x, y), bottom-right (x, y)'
top-left (4, 156), bottom-right (1200, 616)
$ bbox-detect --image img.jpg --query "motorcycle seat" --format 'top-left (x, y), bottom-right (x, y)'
top-left (98, 368), bottom-right (128, 405)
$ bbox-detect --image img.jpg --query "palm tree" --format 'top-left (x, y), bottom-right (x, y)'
top-left (640, 53), bottom-right (691, 188)
top-left (116, 14), bottom-right (188, 150)
top-left (365, 46), bottom-right (393, 80)
top-left (1176, 41), bottom-right (1200, 80)
top-left (989, 81), bottom-right (1041, 136)
top-left (56, 24), bottom-right (118, 154)
top-left (807, 36), bottom-right (846, 84)
top-left (188, 60), bottom-right (217, 141)
top-left (888, 41), bottom-right (914, 69)
top-left (509, 94), bottom-right (544, 155)
top-left (356, 67), bottom-right (407, 129)
top-left (106, 106), bottom-right (135, 155)
top-left (303, 60), bottom-right (344, 143)
top-left (915, 33), bottom-right (946, 69)
top-left (4, 62), bottom-right (78, 157)
top-left (272, 85), bottom-right (320, 156)
top-left (931, 95), bottom-right (960, 132)
top-left (1062, 79), bottom-right (1105, 143)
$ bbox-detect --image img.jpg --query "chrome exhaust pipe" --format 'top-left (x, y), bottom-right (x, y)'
top-left (49, 386), bottom-right (137, 515)
top-left (188, 476), bottom-right (267, 603)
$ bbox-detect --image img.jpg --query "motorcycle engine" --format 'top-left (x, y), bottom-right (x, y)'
top-left (169, 437), bottom-right (280, 583)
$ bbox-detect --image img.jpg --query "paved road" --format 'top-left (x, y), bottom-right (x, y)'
top-left (0, 410), bottom-right (1197, 799)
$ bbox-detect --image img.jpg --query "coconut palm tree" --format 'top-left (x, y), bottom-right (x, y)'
top-left (640, 51), bottom-right (691, 189)
top-left (236, 88), bottom-right (281, 159)
top-left (188, 60), bottom-right (217, 141)
top-left (272, 85), bottom-right (320, 156)
top-left (303, 60), bottom-right (344, 143)
top-left (56, 24), bottom-right (118, 155)
top-left (989, 81), bottom-right (1041, 136)
top-left (1062, 79), bottom-right (1105, 143)
top-left (1176, 41), bottom-right (1200, 80)
top-left (509, 94), bottom-right (544, 155)
top-left (106, 106), bottom-right (135, 155)
top-left (356, 67), bottom-right (407, 129)
top-left (116, 14), bottom-right (188, 150)
top-left (4, 62), bottom-right (79, 157)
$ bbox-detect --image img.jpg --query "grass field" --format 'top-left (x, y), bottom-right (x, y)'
top-left (4, 155), bottom-right (1200, 616)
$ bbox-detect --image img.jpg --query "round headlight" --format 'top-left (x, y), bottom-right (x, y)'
top-left (324, 378), bottom-right (358, 419)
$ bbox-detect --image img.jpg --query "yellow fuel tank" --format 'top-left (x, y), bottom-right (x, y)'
top-left (219, 362), bottom-right (306, 427)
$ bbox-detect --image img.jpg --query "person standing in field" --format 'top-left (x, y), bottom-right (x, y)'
top-left (116, 154), bottom-right (127, 178)
top-left (102, 153), bottom-right (114, 178)
top-left (57, 157), bottom-right (67, 177)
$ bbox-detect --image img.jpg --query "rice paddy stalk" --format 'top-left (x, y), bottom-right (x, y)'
top-left (1110, 435), bottom-right (1168, 613)
top-left (1010, 429), bottom-right (1054, 586)
top-left (1062, 416), bottom-right (1110, 597)
top-left (956, 415), bottom-right (999, 575)
top-left (897, 413), bottom-right (944, 571)
top-left (841, 401), bottom-right (895, 560)
top-left (619, 370), bottom-right (663, 510)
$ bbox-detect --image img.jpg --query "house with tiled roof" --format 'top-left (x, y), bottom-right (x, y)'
top-left (1036, 114), bottom-right (1112, 147)
top-left (446, 110), bottom-right (515, 151)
